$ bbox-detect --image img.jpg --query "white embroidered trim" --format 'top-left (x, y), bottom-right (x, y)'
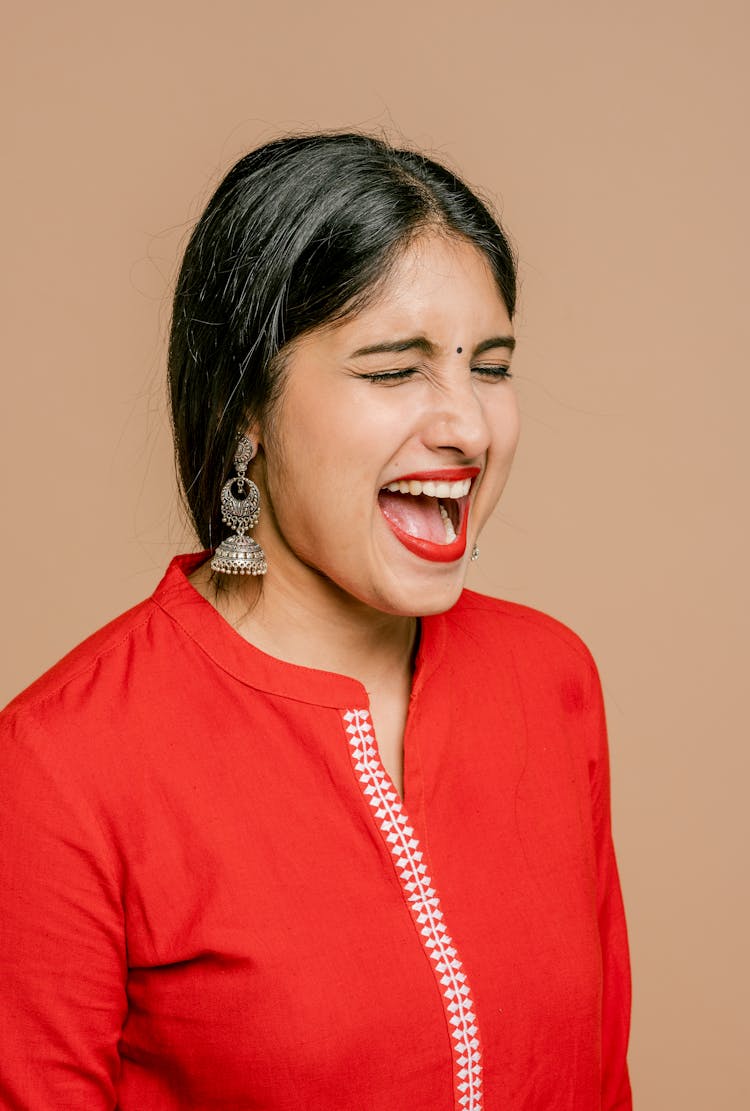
top-left (343, 709), bottom-right (483, 1111)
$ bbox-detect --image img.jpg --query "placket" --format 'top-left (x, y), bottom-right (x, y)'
top-left (342, 706), bottom-right (484, 1111)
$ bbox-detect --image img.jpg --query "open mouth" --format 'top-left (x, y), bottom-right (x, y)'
top-left (377, 470), bottom-right (479, 563)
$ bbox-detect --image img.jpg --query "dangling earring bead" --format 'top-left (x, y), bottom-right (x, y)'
top-left (210, 435), bottom-right (268, 575)
top-left (470, 543), bottom-right (480, 562)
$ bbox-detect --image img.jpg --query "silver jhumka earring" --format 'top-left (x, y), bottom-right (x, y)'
top-left (470, 543), bottom-right (480, 562)
top-left (210, 435), bottom-right (268, 576)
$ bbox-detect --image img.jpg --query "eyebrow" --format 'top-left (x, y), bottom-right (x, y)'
top-left (349, 334), bottom-right (516, 358)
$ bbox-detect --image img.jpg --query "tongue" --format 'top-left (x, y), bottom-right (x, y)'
top-left (378, 491), bottom-right (448, 543)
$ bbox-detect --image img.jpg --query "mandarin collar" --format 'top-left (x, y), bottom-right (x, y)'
top-left (150, 552), bottom-right (448, 710)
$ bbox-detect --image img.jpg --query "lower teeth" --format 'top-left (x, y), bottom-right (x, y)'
top-left (439, 502), bottom-right (457, 543)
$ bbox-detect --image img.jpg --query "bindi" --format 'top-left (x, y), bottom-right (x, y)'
top-left (456, 346), bottom-right (463, 353)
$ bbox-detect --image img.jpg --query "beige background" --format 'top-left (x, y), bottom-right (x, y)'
top-left (3, 0), bottom-right (748, 1104)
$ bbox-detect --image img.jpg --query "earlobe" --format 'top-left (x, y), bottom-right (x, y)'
top-left (243, 420), bottom-right (263, 450)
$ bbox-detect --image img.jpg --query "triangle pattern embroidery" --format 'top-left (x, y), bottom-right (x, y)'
top-left (343, 708), bottom-right (483, 1110)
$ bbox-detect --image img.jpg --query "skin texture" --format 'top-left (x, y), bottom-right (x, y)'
top-left (189, 231), bottom-right (520, 791)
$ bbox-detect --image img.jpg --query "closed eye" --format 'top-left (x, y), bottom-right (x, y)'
top-left (472, 365), bottom-right (513, 379)
top-left (360, 368), bottom-right (417, 384)
top-left (360, 365), bottom-right (513, 385)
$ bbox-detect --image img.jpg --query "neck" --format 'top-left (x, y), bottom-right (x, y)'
top-left (192, 558), bottom-right (418, 693)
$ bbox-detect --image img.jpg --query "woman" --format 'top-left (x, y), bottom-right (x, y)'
top-left (0, 131), bottom-right (632, 1109)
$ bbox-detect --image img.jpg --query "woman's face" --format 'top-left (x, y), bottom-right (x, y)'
top-left (251, 231), bottom-right (520, 617)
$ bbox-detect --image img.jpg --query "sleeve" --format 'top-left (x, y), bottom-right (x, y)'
top-left (0, 705), bottom-right (127, 1109)
top-left (585, 654), bottom-right (634, 1110)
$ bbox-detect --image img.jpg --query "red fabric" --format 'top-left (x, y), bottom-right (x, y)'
top-left (0, 552), bottom-right (632, 1110)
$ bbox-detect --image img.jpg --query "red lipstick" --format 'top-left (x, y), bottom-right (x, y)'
top-left (385, 466), bottom-right (481, 483)
top-left (379, 493), bottom-right (471, 563)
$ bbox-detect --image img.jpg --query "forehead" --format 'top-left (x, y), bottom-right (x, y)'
top-left (336, 233), bottom-right (512, 348)
top-left (282, 233), bottom-right (514, 373)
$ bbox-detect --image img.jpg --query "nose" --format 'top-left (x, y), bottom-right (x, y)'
top-left (418, 378), bottom-right (492, 460)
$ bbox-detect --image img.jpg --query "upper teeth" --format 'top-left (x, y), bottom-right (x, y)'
top-left (383, 478), bottom-right (471, 498)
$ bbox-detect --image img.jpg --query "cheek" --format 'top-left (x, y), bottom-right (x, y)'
top-left (266, 385), bottom-right (396, 507)
top-left (262, 415), bottom-right (374, 550)
top-left (506, 405), bottom-right (522, 462)
top-left (491, 392), bottom-right (521, 467)
top-left (477, 399), bottom-right (521, 516)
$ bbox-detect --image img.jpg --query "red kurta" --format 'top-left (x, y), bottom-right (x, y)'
top-left (0, 552), bottom-right (632, 1109)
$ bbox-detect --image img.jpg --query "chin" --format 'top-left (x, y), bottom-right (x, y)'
top-left (368, 567), bottom-right (469, 618)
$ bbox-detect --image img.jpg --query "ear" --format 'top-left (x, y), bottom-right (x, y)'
top-left (242, 418), bottom-right (263, 451)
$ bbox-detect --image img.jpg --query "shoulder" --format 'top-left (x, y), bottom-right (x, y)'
top-left (440, 589), bottom-right (602, 716)
top-left (1, 596), bottom-right (162, 727)
top-left (447, 588), bottom-right (597, 670)
top-left (0, 595), bottom-right (170, 830)
top-left (1, 554), bottom-right (210, 728)
top-left (0, 554), bottom-right (215, 833)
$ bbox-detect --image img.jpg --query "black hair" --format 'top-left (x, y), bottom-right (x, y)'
top-left (167, 129), bottom-right (517, 550)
